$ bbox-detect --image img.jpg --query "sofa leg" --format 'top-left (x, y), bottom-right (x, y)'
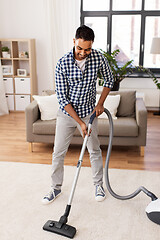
top-left (29, 142), bottom-right (33, 152)
top-left (140, 146), bottom-right (144, 157)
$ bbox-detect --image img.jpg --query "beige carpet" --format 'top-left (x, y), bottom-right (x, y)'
top-left (1, 162), bottom-right (160, 240)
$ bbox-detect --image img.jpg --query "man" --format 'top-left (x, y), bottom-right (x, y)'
top-left (42, 25), bottom-right (114, 204)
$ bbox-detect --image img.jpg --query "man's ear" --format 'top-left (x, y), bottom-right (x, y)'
top-left (73, 38), bottom-right (75, 46)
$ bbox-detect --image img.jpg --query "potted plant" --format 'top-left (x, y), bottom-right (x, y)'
top-left (25, 51), bottom-right (29, 58)
top-left (98, 49), bottom-right (160, 91)
top-left (1, 46), bottom-right (9, 58)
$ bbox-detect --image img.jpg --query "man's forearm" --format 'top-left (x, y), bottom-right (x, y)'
top-left (64, 104), bottom-right (83, 125)
top-left (97, 87), bottom-right (111, 106)
top-left (64, 104), bottom-right (88, 138)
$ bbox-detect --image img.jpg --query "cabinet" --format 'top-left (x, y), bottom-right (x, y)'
top-left (0, 39), bottom-right (37, 111)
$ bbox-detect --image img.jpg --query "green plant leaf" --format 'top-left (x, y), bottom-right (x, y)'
top-left (98, 48), bottom-right (159, 89)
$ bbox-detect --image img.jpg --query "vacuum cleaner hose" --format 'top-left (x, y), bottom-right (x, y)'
top-left (103, 108), bottom-right (157, 201)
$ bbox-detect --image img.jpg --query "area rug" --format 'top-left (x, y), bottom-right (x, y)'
top-left (0, 162), bottom-right (160, 240)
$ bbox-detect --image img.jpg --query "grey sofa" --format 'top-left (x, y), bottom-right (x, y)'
top-left (25, 90), bottom-right (147, 156)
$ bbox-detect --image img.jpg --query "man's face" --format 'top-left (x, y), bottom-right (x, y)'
top-left (73, 38), bottom-right (93, 61)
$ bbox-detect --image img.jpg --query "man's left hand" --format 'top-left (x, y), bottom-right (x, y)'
top-left (94, 104), bottom-right (104, 117)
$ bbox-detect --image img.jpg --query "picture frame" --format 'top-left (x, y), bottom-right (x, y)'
top-left (2, 65), bottom-right (13, 76)
top-left (17, 69), bottom-right (27, 77)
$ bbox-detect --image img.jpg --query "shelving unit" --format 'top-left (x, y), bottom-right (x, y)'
top-left (0, 38), bottom-right (37, 111)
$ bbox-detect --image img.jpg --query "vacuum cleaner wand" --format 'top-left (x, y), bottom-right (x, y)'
top-left (103, 108), bottom-right (160, 225)
top-left (43, 112), bottom-right (96, 238)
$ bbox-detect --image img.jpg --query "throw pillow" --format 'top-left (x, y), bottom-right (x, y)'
top-left (96, 94), bottom-right (121, 119)
top-left (33, 94), bottom-right (59, 120)
top-left (110, 91), bottom-right (136, 117)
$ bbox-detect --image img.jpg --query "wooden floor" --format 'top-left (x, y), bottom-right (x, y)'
top-left (0, 112), bottom-right (160, 171)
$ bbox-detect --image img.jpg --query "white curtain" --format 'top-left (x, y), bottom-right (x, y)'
top-left (43, 0), bottom-right (81, 88)
top-left (0, 61), bottom-right (9, 116)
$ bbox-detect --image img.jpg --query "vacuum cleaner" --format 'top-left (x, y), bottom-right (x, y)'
top-left (43, 108), bottom-right (160, 238)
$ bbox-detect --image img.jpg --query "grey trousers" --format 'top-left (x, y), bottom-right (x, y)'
top-left (51, 110), bottom-right (103, 190)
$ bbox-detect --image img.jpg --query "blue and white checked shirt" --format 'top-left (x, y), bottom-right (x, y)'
top-left (55, 48), bottom-right (114, 118)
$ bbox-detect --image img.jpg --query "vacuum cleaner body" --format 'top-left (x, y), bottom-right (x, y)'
top-left (146, 199), bottom-right (160, 225)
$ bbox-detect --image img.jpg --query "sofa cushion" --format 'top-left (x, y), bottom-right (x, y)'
top-left (33, 117), bottom-right (138, 138)
top-left (43, 90), bottom-right (136, 118)
top-left (109, 91), bottom-right (136, 118)
top-left (33, 94), bottom-right (59, 120)
top-left (42, 90), bottom-right (55, 96)
top-left (33, 119), bottom-right (57, 135)
top-left (98, 118), bottom-right (138, 137)
top-left (96, 94), bottom-right (120, 119)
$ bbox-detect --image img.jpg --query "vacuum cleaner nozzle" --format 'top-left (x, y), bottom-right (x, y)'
top-left (43, 220), bottom-right (76, 239)
top-left (145, 198), bottom-right (160, 225)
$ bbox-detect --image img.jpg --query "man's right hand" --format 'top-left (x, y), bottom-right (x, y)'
top-left (64, 104), bottom-right (91, 138)
top-left (80, 121), bottom-right (92, 138)
top-left (80, 121), bottom-right (88, 138)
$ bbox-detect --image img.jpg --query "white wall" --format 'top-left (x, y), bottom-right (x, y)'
top-left (120, 77), bottom-right (159, 108)
top-left (0, 0), bottom-right (54, 94)
top-left (97, 77), bottom-right (159, 108)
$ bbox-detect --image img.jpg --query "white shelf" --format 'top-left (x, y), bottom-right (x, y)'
top-left (0, 38), bottom-right (37, 111)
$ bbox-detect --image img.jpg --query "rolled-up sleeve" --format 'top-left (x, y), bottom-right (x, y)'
top-left (99, 55), bottom-right (114, 89)
top-left (55, 60), bottom-right (70, 109)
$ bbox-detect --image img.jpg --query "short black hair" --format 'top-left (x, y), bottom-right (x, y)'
top-left (75, 25), bottom-right (95, 42)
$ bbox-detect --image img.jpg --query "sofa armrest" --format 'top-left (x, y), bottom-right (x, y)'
top-left (135, 98), bottom-right (147, 146)
top-left (136, 98), bottom-right (147, 127)
top-left (25, 100), bottom-right (40, 142)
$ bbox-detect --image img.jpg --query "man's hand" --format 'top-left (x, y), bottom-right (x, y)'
top-left (80, 121), bottom-right (92, 138)
top-left (80, 122), bottom-right (88, 138)
top-left (94, 87), bottom-right (110, 117)
top-left (94, 104), bottom-right (104, 117)
top-left (64, 104), bottom-right (92, 138)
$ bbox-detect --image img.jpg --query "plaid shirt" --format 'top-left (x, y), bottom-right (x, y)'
top-left (55, 48), bottom-right (114, 118)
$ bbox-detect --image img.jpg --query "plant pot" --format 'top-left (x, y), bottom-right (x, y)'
top-left (2, 52), bottom-right (8, 58)
top-left (111, 82), bottom-right (120, 91)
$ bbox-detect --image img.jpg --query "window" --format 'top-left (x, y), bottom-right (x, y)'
top-left (83, 0), bottom-right (109, 11)
top-left (145, 0), bottom-right (160, 10)
top-left (112, 15), bottom-right (141, 66)
top-left (84, 17), bottom-right (108, 50)
top-left (81, 0), bottom-right (160, 73)
top-left (112, 0), bottom-right (141, 11)
top-left (144, 17), bottom-right (160, 68)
